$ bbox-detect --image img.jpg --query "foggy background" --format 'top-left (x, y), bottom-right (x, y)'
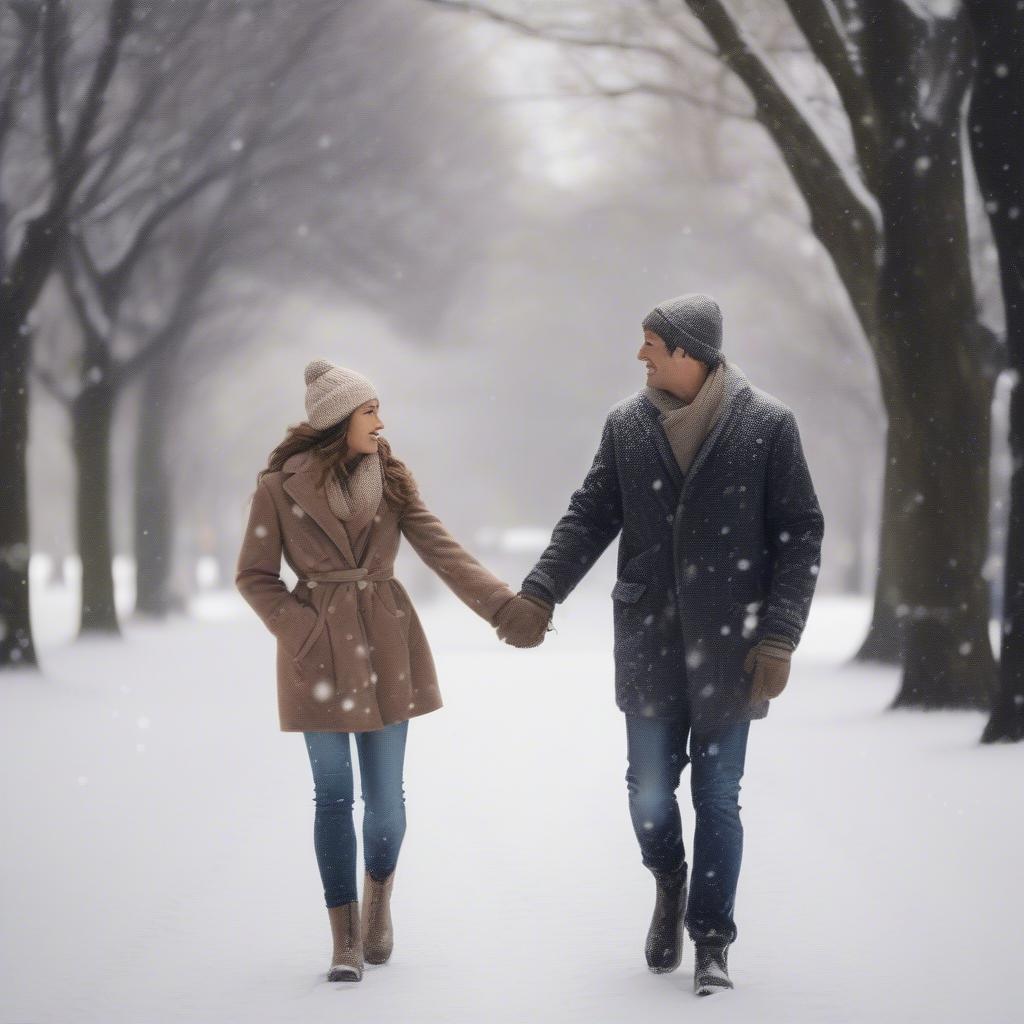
top-left (24, 0), bottom-right (1002, 611)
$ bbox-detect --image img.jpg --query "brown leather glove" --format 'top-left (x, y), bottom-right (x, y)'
top-left (494, 592), bottom-right (553, 649)
top-left (743, 636), bottom-right (794, 703)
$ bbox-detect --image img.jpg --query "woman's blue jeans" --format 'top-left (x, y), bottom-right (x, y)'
top-left (625, 712), bottom-right (750, 945)
top-left (303, 720), bottom-right (408, 908)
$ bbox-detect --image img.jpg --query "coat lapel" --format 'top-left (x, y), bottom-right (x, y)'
top-left (281, 451), bottom-right (357, 567)
top-left (636, 394), bottom-right (685, 494)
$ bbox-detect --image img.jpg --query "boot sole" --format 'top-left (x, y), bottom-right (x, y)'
top-left (695, 982), bottom-right (733, 996)
top-left (327, 966), bottom-right (362, 982)
top-left (647, 959), bottom-right (682, 974)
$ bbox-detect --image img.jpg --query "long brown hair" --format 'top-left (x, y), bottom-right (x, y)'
top-left (257, 416), bottom-right (419, 513)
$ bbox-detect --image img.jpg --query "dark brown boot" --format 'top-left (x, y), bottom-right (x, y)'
top-left (361, 868), bottom-right (395, 965)
top-left (645, 863), bottom-right (688, 973)
top-left (327, 901), bottom-right (363, 982)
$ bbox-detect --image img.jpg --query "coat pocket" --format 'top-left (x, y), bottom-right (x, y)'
top-left (292, 619), bottom-right (336, 689)
top-left (275, 600), bottom-right (319, 660)
top-left (612, 579), bottom-right (647, 604)
top-left (373, 581), bottom-right (405, 618)
top-left (293, 606), bottom-right (327, 661)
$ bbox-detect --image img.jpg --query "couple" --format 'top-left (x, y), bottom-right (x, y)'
top-left (234, 292), bottom-right (824, 996)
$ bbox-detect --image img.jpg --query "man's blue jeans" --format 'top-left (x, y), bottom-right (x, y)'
top-left (625, 712), bottom-right (751, 945)
top-left (303, 721), bottom-right (408, 908)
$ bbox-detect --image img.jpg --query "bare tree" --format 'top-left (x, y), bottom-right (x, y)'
top-left (126, 0), bottom-right (519, 617)
top-left (0, 0), bottom-right (136, 667)
top-left (28, 1), bottom-right (338, 634)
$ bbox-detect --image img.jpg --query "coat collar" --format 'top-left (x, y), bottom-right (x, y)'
top-left (280, 450), bottom-right (357, 567)
top-left (637, 361), bottom-right (752, 496)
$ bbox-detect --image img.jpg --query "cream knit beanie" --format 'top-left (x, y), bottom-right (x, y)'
top-left (303, 359), bottom-right (378, 431)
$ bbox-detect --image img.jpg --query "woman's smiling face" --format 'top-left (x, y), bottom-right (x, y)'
top-left (345, 399), bottom-right (384, 457)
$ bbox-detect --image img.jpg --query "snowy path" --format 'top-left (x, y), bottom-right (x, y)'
top-left (2, 586), bottom-right (1022, 1023)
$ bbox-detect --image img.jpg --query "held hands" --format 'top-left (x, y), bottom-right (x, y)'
top-left (494, 592), bottom-right (553, 649)
top-left (743, 636), bottom-right (794, 703)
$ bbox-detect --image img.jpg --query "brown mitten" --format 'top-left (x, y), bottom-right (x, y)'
top-left (494, 593), bottom-right (553, 649)
top-left (743, 636), bottom-right (794, 703)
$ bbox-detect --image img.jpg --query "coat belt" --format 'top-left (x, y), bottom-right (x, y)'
top-left (292, 568), bottom-right (395, 662)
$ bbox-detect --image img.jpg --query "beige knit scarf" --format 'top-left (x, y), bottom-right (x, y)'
top-left (325, 453), bottom-right (384, 558)
top-left (644, 361), bottom-right (728, 475)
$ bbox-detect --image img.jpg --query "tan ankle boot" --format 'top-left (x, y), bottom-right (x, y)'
top-left (327, 900), bottom-right (363, 981)
top-left (361, 869), bottom-right (396, 965)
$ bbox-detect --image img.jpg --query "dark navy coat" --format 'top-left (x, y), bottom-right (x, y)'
top-left (522, 364), bottom-right (824, 732)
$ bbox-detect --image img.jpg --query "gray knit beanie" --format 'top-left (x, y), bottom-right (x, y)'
top-left (303, 359), bottom-right (378, 431)
top-left (642, 293), bottom-right (724, 366)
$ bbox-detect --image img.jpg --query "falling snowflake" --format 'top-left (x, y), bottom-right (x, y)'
top-left (313, 681), bottom-right (334, 702)
top-left (254, 524), bottom-right (268, 539)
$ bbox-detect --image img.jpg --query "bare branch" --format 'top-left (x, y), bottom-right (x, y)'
top-left (785, 0), bottom-right (882, 190)
top-left (50, 0), bottom-right (136, 211)
top-left (681, 0), bottom-right (879, 333)
top-left (423, 0), bottom-right (684, 65)
top-left (0, 4), bottom-right (39, 159)
top-left (565, 56), bottom-right (753, 119)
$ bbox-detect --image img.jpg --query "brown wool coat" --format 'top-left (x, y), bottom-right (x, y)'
top-left (235, 449), bottom-right (515, 732)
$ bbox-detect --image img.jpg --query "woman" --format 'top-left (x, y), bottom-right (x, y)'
top-left (235, 359), bottom-right (550, 982)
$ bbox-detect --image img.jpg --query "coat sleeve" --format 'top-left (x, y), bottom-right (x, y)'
top-left (399, 492), bottom-right (515, 625)
top-left (235, 477), bottom-right (317, 655)
top-left (521, 413), bottom-right (624, 605)
top-left (758, 410), bottom-right (825, 647)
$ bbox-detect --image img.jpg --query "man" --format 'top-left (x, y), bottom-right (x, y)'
top-left (496, 293), bottom-right (824, 996)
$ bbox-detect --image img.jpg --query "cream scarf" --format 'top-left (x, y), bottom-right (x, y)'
top-left (644, 362), bottom-right (728, 476)
top-left (325, 453), bottom-right (384, 558)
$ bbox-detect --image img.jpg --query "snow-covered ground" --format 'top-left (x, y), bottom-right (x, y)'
top-left (2, 582), bottom-right (1021, 1023)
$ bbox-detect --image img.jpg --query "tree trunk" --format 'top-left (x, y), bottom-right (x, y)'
top-left (884, 379), bottom-right (996, 708)
top-left (0, 319), bottom-right (38, 669)
top-left (966, 1), bottom-right (1024, 742)
top-left (853, 442), bottom-right (902, 663)
top-left (133, 349), bottom-right (184, 617)
top-left (72, 379), bottom-right (120, 634)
